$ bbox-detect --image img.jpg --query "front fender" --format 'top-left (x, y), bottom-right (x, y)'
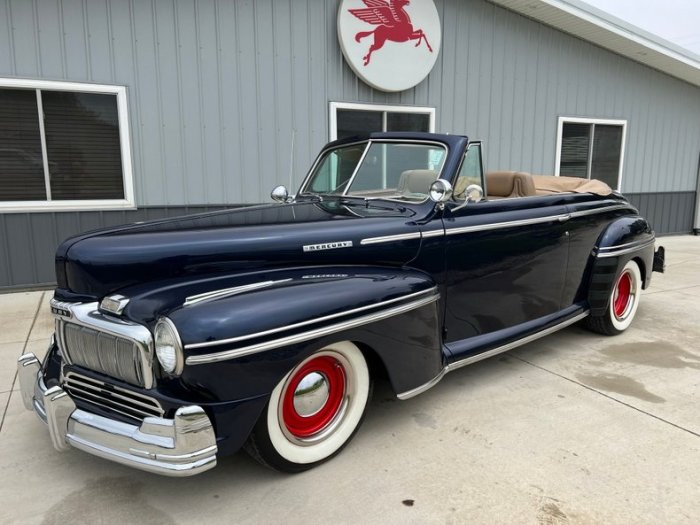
top-left (163, 267), bottom-right (441, 401)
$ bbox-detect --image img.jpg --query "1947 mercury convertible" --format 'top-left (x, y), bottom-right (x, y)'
top-left (18, 132), bottom-right (665, 475)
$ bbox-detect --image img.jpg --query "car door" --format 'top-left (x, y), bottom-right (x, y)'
top-left (441, 144), bottom-right (571, 354)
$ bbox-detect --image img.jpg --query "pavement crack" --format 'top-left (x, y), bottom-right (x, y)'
top-left (0, 291), bottom-right (46, 434)
top-left (512, 354), bottom-right (700, 439)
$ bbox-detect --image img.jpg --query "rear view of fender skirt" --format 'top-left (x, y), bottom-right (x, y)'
top-left (18, 352), bottom-right (218, 477)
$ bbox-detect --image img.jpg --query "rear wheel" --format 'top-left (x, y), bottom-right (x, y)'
top-left (246, 341), bottom-right (371, 472)
top-left (585, 260), bottom-right (642, 336)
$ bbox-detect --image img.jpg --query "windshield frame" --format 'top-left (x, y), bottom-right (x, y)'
top-left (297, 139), bottom-right (450, 205)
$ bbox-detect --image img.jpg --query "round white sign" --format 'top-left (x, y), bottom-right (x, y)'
top-left (337, 0), bottom-right (442, 93)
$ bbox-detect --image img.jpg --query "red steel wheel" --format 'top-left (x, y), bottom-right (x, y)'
top-left (613, 271), bottom-right (633, 320)
top-left (280, 355), bottom-right (347, 439)
top-left (246, 342), bottom-right (371, 472)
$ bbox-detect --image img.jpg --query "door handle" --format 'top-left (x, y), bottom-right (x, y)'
top-left (558, 214), bottom-right (571, 223)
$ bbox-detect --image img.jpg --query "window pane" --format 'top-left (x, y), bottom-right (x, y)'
top-left (349, 143), bottom-right (445, 195)
top-left (43, 91), bottom-right (124, 200)
top-left (591, 125), bottom-right (623, 189)
top-left (0, 88), bottom-right (47, 201)
top-left (308, 144), bottom-right (366, 193)
top-left (559, 123), bottom-right (591, 178)
top-left (455, 145), bottom-right (483, 199)
top-left (386, 112), bottom-right (430, 132)
top-left (336, 109), bottom-right (383, 140)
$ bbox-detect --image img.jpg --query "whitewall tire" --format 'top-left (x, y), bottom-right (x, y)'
top-left (246, 341), bottom-right (371, 472)
top-left (586, 260), bottom-right (642, 336)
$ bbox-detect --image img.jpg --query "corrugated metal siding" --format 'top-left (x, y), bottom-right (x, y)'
top-left (0, 0), bottom-right (699, 289)
top-left (626, 192), bottom-right (697, 236)
top-left (1, 0), bottom-right (699, 204)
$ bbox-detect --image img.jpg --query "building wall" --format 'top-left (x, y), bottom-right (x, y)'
top-left (1, 0), bottom-right (699, 289)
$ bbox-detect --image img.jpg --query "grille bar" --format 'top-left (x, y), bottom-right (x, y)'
top-left (60, 321), bottom-right (144, 387)
top-left (63, 371), bottom-right (164, 421)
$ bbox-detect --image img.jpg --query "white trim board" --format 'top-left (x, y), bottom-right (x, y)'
top-left (329, 102), bottom-right (436, 141)
top-left (554, 116), bottom-right (627, 191)
top-left (0, 77), bottom-right (135, 213)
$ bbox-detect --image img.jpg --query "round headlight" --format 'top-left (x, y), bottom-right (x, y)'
top-left (429, 179), bottom-right (453, 203)
top-left (154, 318), bottom-right (184, 375)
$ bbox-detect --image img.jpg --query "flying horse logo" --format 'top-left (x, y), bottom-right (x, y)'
top-left (350, 0), bottom-right (433, 66)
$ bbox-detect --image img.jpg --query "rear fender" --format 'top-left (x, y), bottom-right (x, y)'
top-left (587, 216), bottom-right (654, 316)
top-left (166, 267), bottom-right (442, 401)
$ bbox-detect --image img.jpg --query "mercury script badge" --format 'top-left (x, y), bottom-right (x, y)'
top-left (303, 241), bottom-right (354, 252)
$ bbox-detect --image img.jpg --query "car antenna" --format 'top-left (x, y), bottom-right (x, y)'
top-left (289, 129), bottom-right (296, 196)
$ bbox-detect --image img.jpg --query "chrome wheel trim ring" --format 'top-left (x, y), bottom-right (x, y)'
top-left (278, 351), bottom-right (355, 447)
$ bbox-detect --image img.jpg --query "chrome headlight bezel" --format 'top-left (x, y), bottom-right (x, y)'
top-left (154, 317), bottom-right (184, 376)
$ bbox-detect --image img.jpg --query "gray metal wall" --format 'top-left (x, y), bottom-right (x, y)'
top-left (1, 0), bottom-right (699, 289)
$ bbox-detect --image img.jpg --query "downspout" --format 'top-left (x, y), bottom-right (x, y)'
top-left (694, 150), bottom-right (700, 235)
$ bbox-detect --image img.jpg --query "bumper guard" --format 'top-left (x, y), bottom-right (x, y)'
top-left (17, 352), bottom-right (218, 477)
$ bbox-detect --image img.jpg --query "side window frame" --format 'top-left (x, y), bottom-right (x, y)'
top-left (452, 141), bottom-right (486, 202)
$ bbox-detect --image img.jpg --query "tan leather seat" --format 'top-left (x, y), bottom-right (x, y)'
top-left (486, 171), bottom-right (536, 198)
top-left (398, 169), bottom-right (438, 194)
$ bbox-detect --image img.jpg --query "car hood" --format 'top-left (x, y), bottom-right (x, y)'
top-left (55, 199), bottom-right (426, 299)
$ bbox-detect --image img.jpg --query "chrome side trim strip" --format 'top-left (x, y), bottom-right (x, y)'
top-left (360, 232), bottom-right (422, 245)
top-left (184, 279), bottom-right (292, 307)
top-left (569, 204), bottom-right (630, 218)
top-left (185, 287), bottom-right (438, 350)
top-left (186, 292), bottom-right (440, 365)
top-left (441, 204), bottom-right (631, 237)
top-left (421, 229), bottom-right (445, 238)
top-left (596, 238), bottom-right (656, 258)
top-left (396, 368), bottom-right (446, 400)
top-left (598, 236), bottom-right (655, 252)
top-left (445, 311), bottom-right (589, 373)
top-left (396, 310), bottom-right (590, 400)
top-left (445, 214), bottom-right (567, 235)
top-left (361, 205), bottom-right (630, 245)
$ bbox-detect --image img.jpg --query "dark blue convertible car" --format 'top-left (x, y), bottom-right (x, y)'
top-left (18, 132), bottom-right (664, 475)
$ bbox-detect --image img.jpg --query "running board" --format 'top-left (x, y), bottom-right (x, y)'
top-left (397, 310), bottom-right (589, 400)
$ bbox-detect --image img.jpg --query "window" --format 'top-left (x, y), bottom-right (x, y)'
top-left (0, 78), bottom-right (134, 211)
top-left (454, 143), bottom-right (484, 199)
top-left (555, 117), bottom-right (626, 190)
top-left (302, 141), bottom-right (446, 201)
top-left (330, 102), bottom-right (435, 141)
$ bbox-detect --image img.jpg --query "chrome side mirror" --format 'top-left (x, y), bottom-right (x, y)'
top-left (465, 184), bottom-right (484, 203)
top-left (429, 180), bottom-right (453, 203)
top-left (270, 185), bottom-right (289, 203)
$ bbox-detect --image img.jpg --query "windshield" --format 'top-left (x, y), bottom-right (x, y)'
top-left (302, 141), bottom-right (447, 201)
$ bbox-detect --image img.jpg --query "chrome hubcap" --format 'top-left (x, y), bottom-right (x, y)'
top-left (292, 372), bottom-right (330, 417)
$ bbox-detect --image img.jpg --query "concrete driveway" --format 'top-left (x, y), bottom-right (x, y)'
top-left (1, 235), bottom-right (698, 525)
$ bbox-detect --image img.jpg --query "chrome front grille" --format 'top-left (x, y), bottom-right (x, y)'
top-left (60, 321), bottom-right (144, 386)
top-left (63, 371), bottom-right (164, 421)
top-left (51, 299), bottom-right (155, 389)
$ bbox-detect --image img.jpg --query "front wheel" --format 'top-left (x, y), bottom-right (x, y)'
top-left (585, 259), bottom-right (642, 336)
top-left (245, 341), bottom-right (371, 472)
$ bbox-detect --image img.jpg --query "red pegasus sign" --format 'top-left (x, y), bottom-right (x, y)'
top-left (349, 0), bottom-right (434, 66)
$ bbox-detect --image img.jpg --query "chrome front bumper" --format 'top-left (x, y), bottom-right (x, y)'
top-left (17, 352), bottom-right (218, 477)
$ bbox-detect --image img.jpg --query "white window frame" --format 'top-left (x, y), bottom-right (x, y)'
top-left (554, 116), bottom-right (627, 191)
top-left (0, 77), bottom-right (135, 213)
top-left (329, 102), bottom-right (436, 141)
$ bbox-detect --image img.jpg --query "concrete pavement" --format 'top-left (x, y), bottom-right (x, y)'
top-left (0, 235), bottom-right (699, 524)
